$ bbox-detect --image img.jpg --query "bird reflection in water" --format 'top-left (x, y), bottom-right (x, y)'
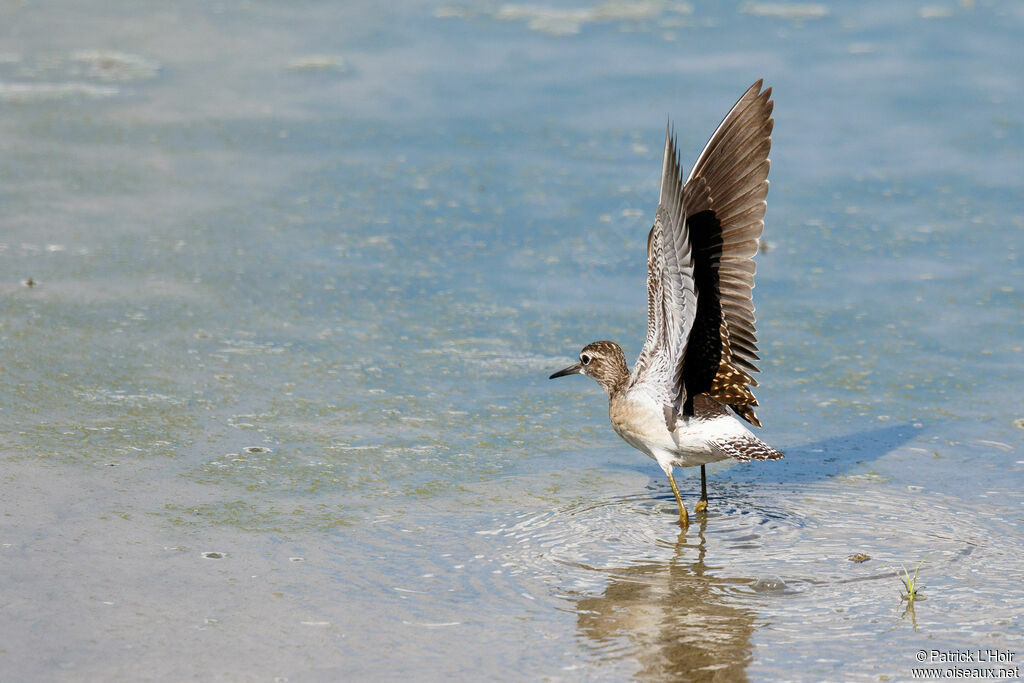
top-left (573, 517), bottom-right (758, 681)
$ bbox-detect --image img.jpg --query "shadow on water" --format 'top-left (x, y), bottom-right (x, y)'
top-left (729, 422), bottom-right (924, 483)
top-left (571, 516), bottom-right (757, 682)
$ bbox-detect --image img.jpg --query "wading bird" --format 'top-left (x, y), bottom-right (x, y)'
top-left (549, 80), bottom-right (783, 527)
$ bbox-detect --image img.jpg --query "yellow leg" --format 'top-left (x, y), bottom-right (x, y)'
top-left (695, 465), bottom-right (708, 513)
top-left (666, 469), bottom-right (689, 527)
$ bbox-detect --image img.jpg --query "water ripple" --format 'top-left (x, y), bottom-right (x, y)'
top-left (470, 479), bottom-right (1022, 678)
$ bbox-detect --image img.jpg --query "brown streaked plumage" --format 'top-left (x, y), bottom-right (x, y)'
top-left (549, 80), bottom-right (783, 528)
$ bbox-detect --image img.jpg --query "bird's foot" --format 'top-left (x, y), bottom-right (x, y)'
top-left (695, 499), bottom-right (707, 514)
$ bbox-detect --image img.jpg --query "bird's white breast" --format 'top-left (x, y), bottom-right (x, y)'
top-left (608, 390), bottom-right (674, 459)
top-left (609, 389), bottom-right (751, 470)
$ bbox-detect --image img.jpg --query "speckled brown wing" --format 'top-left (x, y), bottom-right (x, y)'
top-left (629, 126), bottom-right (697, 415)
top-left (681, 80), bottom-right (774, 427)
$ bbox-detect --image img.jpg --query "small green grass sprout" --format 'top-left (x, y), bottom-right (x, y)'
top-left (897, 558), bottom-right (926, 602)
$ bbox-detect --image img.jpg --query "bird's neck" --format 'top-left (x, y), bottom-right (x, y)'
top-left (599, 365), bottom-right (630, 398)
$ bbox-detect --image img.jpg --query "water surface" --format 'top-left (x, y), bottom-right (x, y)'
top-left (1, 1), bottom-right (1022, 680)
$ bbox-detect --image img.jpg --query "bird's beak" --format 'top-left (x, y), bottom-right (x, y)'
top-left (549, 362), bottom-right (582, 379)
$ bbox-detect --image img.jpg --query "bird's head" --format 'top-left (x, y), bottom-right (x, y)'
top-left (549, 340), bottom-right (628, 395)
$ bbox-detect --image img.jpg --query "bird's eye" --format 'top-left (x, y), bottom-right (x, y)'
top-left (581, 354), bottom-right (591, 365)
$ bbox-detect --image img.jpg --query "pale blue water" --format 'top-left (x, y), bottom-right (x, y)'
top-left (1, 1), bottom-right (1022, 680)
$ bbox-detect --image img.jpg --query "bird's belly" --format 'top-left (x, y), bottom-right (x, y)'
top-left (609, 393), bottom-right (737, 469)
top-left (669, 414), bottom-right (751, 466)
top-left (614, 426), bottom-right (662, 461)
top-left (609, 396), bottom-right (674, 460)
top-left (668, 423), bottom-right (729, 467)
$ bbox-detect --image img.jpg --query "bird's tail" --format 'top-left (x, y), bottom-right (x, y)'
top-left (714, 435), bottom-right (784, 462)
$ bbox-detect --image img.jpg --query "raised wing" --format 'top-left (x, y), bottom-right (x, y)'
top-left (681, 80), bottom-right (774, 427)
top-left (629, 126), bottom-right (697, 419)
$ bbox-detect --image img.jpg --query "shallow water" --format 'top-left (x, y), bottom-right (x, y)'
top-left (1, 1), bottom-right (1022, 680)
